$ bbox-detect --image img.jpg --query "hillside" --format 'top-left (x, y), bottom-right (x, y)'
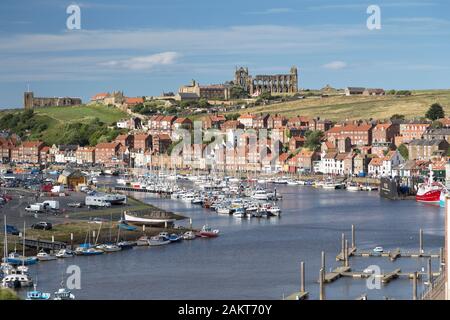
top-left (33, 104), bottom-right (126, 124)
top-left (0, 104), bottom-right (127, 146)
top-left (234, 90), bottom-right (450, 121)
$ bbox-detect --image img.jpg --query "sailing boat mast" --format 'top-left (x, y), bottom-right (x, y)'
top-left (3, 215), bottom-right (7, 262)
top-left (22, 221), bottom-right (26, 268)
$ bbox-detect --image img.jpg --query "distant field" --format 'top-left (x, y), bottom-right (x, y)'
top-left (34, 104), bottom-right (126, 124)
top-left (234, 90), bottom-right (450, 121)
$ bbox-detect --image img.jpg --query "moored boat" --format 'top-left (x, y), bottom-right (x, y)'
top-left (416, 166), bottom-right (444, 204)
top-left (36, 250), bottom-right (57, 261)
top-left (148, 236), bottom-right (171, 246)
top-left (26, 285), bottom-right (51, 300)
top-left (197, 225), bottom-right (220, 238)
top-left (182, 231), bottom-right (196, 240)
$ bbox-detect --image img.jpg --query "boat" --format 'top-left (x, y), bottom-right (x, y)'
top-left (55, 249), bottom-right (74, 258)
top-left (232, 207), bottom-right (246, 218)
top-left (251, 189), bottom-right (269, 200)
top-left (3, 252), bottom-right (38, 266)
top-left (158, 232), bottom-right (170, 241)
top-left (136, 236), bottom-right (150, 246)
top-left (117, 241), bottom-right (135, 250)
top-left (197, 225), bottom-right (220, 238)
top-left (440, 188), bottom-right (448, 208)
top-left (81, 248), bottom-right (104, 256)
top-left (1, 274), bottom-right (33, 288)
top-left (373, 246), bottom-right (384, 253)
top-left (416, 165), bottom-right (444, 204)
top-left (97, 244), bottom-right (122, 252)
top-left (123, 211), bottom-right (176, 226)
top-left (54, 287), bottom-right (76, 300)
top-left (216, 206), bottom-right (231, 215)
top-left (182, 231), bottom-right (196, 240)
top-left (181, 193), bottom-right (196, 202)
top-left (36, 250), bottom-right (57, 261)
top-left (168, 234), bottom-right (182, 242)
top-left (148, 236), bottom-right (171, 246)
top-left (266, 205), bottom-right (281, 216)
top-left (26, 285), bottom-right (51, 300)
top-left (346, 183), bottom-right (360, 192)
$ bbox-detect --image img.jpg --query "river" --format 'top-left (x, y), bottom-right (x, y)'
top-left (21, 184), bottom-right (444, 300)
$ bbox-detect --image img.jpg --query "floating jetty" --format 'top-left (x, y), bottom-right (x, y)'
top-left (286, 225), bottom-right (444, 300)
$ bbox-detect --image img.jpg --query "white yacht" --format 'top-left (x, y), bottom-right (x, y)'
top-left (251, 190), bottom-right (269, 200)
top-left (55, 249), bottom-right (74, 258)
top-left (1, 274), bottom-right (33, 288)
top-left (36, 250), bottom-right (57, 261)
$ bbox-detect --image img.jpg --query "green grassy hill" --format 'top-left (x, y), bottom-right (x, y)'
top-left (0, 104), bottom-right (127, 146)
top-left (33, 104), bottom-right (126, 124)
top-left (235, 90), bottom-right (450, 121)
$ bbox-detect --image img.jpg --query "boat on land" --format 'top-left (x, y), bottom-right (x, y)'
top-left (123, 211), bottom-right (176, 226)
top-left (197, 225), bottom-right (220, 238)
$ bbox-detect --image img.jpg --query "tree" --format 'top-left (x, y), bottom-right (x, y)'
top-left (426, 103), bottom-right (445, 120)
top-left (198, 99), bottom-right (210, 108)
top-left (431, 120), bottom-right (444, 129)
top-left (230, 86), bottom-right (248, 99)
top-left (304, 130), bottom-right (324, 151)
top-left (398, 144), bottom-right (409, 160)
top-left (390, 114), bottom-right (405, 121)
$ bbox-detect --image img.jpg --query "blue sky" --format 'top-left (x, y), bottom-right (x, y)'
top-left (0, 0), bottom-right (449, 108)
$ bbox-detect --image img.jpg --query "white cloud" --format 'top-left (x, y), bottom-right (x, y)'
top-left (323, 61), bottom-right (347, 70)
top-left (245, 8), bottom-right (295, 15)
top-left (102, 52), bottom-right (180, 70)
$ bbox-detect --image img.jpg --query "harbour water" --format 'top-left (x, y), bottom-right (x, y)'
top-left (21, 185), bottom-right (444, 300)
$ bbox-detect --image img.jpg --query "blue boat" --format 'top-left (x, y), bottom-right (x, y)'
top-left (81, 248), bottom-right (104, 256)
top-left (118, 222), bottom-right (137, 231)
top-left (3, 253), bottom-right (38, 266)
top-left (27, 285), bottom-right (51, 300)
top-left (169, 234), bottom-right (182, 242)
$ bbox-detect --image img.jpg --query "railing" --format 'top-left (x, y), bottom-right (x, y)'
top-left (421, 273), bottom-right (446, 300)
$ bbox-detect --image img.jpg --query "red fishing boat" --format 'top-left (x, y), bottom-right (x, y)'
top-left (196, 225), bottom-right (220, 238)
top-left (416, 165), bottom-right (444, 204)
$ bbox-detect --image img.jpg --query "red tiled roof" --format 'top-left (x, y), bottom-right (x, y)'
top-left (125, 97), bottom-right (144, 105)
top-left (91, 92), bottom-right (109, 100)
top-left (22, 141), bottom-right (43, 148)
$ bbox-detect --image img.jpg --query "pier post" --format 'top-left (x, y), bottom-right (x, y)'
top-left (321, 251), bottom-right (326, 282)
top-left (419, 229), bottom-right (423, 255)
top-left (345, 240), bottom-right (349, 267)
top-left (427, 258), bottom-right (433, 288)
top-left (440, 247), bottom-right (444, 272)
top-left (300, 261), bottom-right (305, 293)
top-left (70, 233), bottom-right (74, 250)
top-left (351, 225), bottom-right (355, 249)
top-left (341, 233), bottom-right (345, 265)
top-left (412, 272), bottom-right (417, 300)
top-left (319, 268), bottom-right (325, 300)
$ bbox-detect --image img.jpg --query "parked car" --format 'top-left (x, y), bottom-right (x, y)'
top-left (31, 222), bottom-right (53, 230)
